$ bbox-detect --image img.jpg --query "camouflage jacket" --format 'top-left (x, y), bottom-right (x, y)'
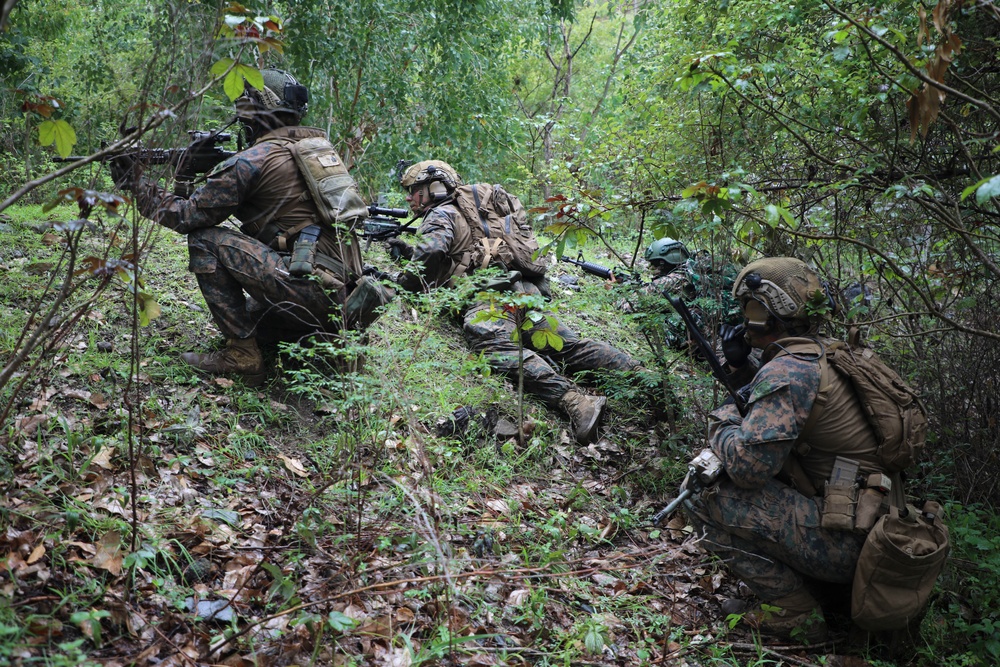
top-left (708, 336), bottom-right (884, 494)
top-left (396, 201), bottom-right (473, 292)
top-left (133, 125), bottom-right (363, 283)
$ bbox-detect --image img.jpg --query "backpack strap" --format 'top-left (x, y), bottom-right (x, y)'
top-left (772, 338), bottom-right (832, 496)
top-left (479, 237), bottom-right (504, 270)
top-left (471, 186), bottom-right (492, 237)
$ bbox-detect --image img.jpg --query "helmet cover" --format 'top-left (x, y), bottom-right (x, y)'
top-left (645, 237), bottom-right (690, 270)
top-left (399, 160), bottom-right (463, 192)
top-left (732, 257), bottom-right (824, 329)
top-left (236, 68), bottom-right (308, 121)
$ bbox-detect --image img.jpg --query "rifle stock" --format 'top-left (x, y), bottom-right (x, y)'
top-left (668, 296), bottom-right (748, 416)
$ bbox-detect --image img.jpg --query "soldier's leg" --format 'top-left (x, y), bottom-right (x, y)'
top-left (540, 320), bottom-right (640, 376)
top-left (686, 478), bottom-right (865, 600)
top-left (463, 306), bottom-right (608, 443)
top-left (462, 305), bottom-right (574, 406)
top-left (685, 478), bottom-right (863, 643)
top-left (187, 227), bottom-right (341, 339)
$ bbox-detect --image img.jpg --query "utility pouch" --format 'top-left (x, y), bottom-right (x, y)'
top-left (851, 500), bottom-right (950, 631)
top-left (855, 472), bottom-right (892, 532)
top-left (343, 275), bottom-right (395, 331)
top-left (288, 225), bottom-right (322, 277)
top-left (821, 456), bottom-right (859, 531)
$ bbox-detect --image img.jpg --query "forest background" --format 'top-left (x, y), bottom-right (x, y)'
top-left (1, 0), bottom-right (1000, 665)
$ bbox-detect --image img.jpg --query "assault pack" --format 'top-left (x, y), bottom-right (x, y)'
top-left (784, 330), bottom-right (928, 473)
top-left (452, 183), bottom-right (548, 280)
top-left (285, 136), bottom-right (369, 231)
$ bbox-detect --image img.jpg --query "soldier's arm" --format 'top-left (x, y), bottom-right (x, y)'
top-left (707, 357), bottom-right (821, 489)
top-left (133, 155), bottom-right (260, 235)
top-left (397, 208), bottom-right (459, 291)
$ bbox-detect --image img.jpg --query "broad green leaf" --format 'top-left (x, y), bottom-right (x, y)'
top-left (530, 330), bottom-right (547, 349)
top-left (327, 611), bottom-right (356, 633)
top-left (38, 119), bottom-right (77, 157)
top-left (210, 57), bottom-right (234, 76)
top-left (546, 331), bottom-right (564, 351)
top-left (764, 204), bottom-right (797, 229)
top-left (137, 292), bottom-right (161, 326)
top-left (223, 69), bottom-right (245, 101)
top-left (238, 63), bottom-right (264, 90)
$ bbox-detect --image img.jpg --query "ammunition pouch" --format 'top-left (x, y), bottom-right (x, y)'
top-left (343, 275), bottom-right (395, 331)
top-left (820, 456), bottom-right (859, 531)
top-left (288, 224), bottom-right (322, 277)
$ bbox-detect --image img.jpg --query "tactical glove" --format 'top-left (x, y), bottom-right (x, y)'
top-left (720, 323), bottom-right (751, 368)
top-left (386, 238), bottom-right (414, 261)
top-left (109, 154), bottom-right (142, 191)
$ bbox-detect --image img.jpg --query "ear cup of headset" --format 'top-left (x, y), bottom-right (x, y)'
top-left (429, 181), bottom-right (449, 201)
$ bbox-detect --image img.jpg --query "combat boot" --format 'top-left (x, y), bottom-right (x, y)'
top-left (755, 587), bottom-right (828, 645)
top-left (559, 390), bottom-right (607, 445)
top-left (180, 337), bottom-right (267, 386)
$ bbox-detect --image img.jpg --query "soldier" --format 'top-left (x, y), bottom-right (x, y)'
top-left (682, 257), bottom-right (908, 643)
top-left (112, 69), bottom-right (390, 385)
top-left (386, 160), bottom-right (642, 444)
top-left (628, 238), bottom-right (741, 355)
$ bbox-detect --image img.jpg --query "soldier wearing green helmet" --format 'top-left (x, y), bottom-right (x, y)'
top-left (624, 238), bottom-right (741, 357)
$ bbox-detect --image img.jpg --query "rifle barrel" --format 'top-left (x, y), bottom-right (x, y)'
top-left (560, 256), bottom-right (614, 280)
top-left (651, 487), bottom-right (693, 525)
top-left (668, 296), bottom-right (748, 416)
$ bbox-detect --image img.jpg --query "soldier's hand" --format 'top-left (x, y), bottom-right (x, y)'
top-left (386, 238), bottom-right (413, 261)
top-left (720, 323), bottom-right (751, 368)
top-left (109, 154), bottom-right (142, 191)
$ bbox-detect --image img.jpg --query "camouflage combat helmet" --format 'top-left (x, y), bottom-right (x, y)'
top-left (645, 238), bottom-right (690, 272)
top-left (235, 68), bottom-right (309, 122)
top-left (399, 160), bottom-right (463, 196)
top-left (732, 257), bottom-right (826, 332)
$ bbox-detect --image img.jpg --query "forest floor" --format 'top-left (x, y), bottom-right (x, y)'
top-left (0, 204), bottom-right (903, 666)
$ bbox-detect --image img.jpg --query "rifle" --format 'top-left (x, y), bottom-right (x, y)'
top-left (54, 130), bottom-right (236, 196)
top-left (363, 205), bottom-right (417, 248)
top-left (651, 448), bottom-right (724, 525)
top-left (560, 254), bottom-right (641, 284)
top-left (668, 295), bottom-right (747, 416)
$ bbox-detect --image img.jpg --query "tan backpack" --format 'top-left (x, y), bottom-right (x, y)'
top-left (285, 136), bottom-right (369, 231)
top-left (781, 331), bottom-right (928, 473)
top-left (451, 183), bottom-right (548, 280)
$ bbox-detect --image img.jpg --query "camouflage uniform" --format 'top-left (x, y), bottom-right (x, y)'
top-left (628, 254), bottom-right (741, 353)
top-left (134, 126), bottom-right (371, 342)
top-left (686, 336), bottom-right (895, 602)
top-left (397, 201), bottom-right (640, 407)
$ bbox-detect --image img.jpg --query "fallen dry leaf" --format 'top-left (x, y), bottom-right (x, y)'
top-left (91, 444), bottom-right (116, 470)
top-left (278, 454), bottom-right (309, 478)
top-left (92, 531), bottom-right (123, 576)
top-left (27, 544), bottom-right (45, 564)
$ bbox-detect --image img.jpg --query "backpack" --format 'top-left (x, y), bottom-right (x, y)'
top-left (451, 183), bottom-right (548, 280)
top-left (284, 136), bottom-right (369, 231)
top-left (783, 331), bottom-right (928, 473)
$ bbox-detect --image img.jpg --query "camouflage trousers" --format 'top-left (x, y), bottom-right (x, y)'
top-left (187, 226), bottom-right (345, 341)
top-left (461, 303), bottom-right (640, 406)
top-left (686, 478), bottom-right (866, 602)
